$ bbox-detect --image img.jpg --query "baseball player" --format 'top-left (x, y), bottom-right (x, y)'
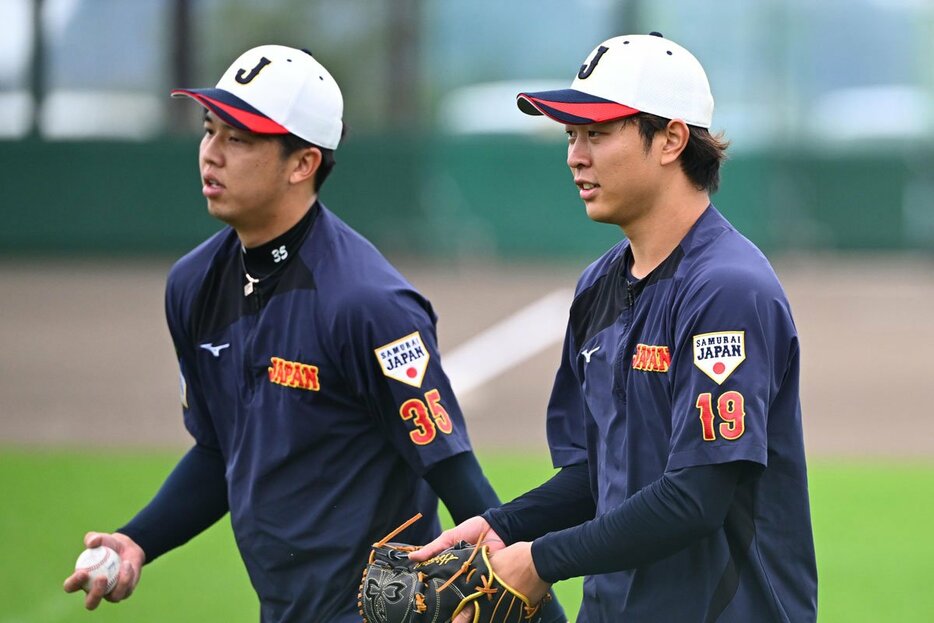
top-left (61, 45), bottom-right (566, 623)
top-left (411, 33), bottom-right (818, 622)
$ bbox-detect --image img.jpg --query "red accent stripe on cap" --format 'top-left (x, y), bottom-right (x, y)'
top-left (526, 96), bottom-right (640, 124)
top-left (185, 93), bottom-right (289, 134)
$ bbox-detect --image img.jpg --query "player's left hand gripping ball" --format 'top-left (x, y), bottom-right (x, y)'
top-left (359, 515), bottom-right (547, 623)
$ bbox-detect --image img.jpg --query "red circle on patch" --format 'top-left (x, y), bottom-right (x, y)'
top-left (406, 367), bottom-right (417, 378)
top-left (713, 362), bottom-right (726, 374)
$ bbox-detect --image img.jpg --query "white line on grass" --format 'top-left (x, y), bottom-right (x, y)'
top-left (442, 288), bottom-right (574, 398)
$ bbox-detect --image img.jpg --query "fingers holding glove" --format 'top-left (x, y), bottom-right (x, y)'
top-left (408, 515), bottom-right (505, 563)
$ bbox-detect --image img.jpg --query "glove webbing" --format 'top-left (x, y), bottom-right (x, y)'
top-left (362, 514), bottom-right (546, 621)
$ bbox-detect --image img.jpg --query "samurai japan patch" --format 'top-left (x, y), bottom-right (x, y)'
top-left (375, 331), bottom-right (430, 388)
top-left (693, 331), bottom-right (745, 384)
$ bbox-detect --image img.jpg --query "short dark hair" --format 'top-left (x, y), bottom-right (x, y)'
top-left (622, 113), bottom-right (729, 194)
top-left (274, 123), bottom-right (347, 192)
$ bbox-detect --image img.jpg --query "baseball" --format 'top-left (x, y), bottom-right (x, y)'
top-left (74, 546), bottom-right (121, 594)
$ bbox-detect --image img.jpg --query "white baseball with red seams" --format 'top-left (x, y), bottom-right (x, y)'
top-left (74, 546), bottom-right (121, 594)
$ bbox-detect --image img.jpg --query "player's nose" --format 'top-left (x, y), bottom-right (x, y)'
top-left (567, 137), bottom-right (590, 170)
top-left (200, 134), bottom-right (224, 166)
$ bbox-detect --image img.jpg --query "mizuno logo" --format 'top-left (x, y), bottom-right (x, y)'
top-left (581, 346), bottom-right (601, 363)
top-left (200, 343), bottom-right (230, 357)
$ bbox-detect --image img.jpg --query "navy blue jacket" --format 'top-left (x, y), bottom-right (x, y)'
top-left (165, 205), bottom-right (472, 621)
top-left (546, 206), bottom-right (817, 622)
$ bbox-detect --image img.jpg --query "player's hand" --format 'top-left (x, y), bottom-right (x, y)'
top-left (63, 531), bottom-right (146, 610)
top-left (488, 542), bottom-right (551, 603)
top-left (452, 541), bottom-right (552, 623)
top-left (407, 515), bottom-right (505, 562)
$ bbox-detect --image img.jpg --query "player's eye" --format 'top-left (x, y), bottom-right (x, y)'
top-left (588, 130), bottom-right (601, 138)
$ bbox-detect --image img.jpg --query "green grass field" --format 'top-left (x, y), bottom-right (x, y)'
top-left (1, 449), bottom-right (932, 622)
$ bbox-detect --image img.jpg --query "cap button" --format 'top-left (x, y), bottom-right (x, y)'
top-left (648, 31), bottom-right (664, 38)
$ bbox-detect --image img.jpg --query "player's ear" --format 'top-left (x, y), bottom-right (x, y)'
top-left (289, 146), bottom-right (322, 185)
top-left (659, 119), bottom-right (690, 166)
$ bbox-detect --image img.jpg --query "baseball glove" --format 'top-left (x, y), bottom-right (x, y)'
top-left (359, 514), bottom-right (548, 623)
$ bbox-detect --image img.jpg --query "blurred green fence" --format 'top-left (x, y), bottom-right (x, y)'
top-left (2, 137), bottom-right (932, 258)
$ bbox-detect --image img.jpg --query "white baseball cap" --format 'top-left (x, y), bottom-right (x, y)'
top-left (517, 32), bottom-right (714, 128)
top-left (172, 45), bottom-right (344, 149)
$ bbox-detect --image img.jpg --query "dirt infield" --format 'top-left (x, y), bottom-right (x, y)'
top-left (2, 254), bottom-right (932, 457)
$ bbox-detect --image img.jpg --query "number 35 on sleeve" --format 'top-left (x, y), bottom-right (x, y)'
top-left (399, 388), bottom-right (453, 445)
